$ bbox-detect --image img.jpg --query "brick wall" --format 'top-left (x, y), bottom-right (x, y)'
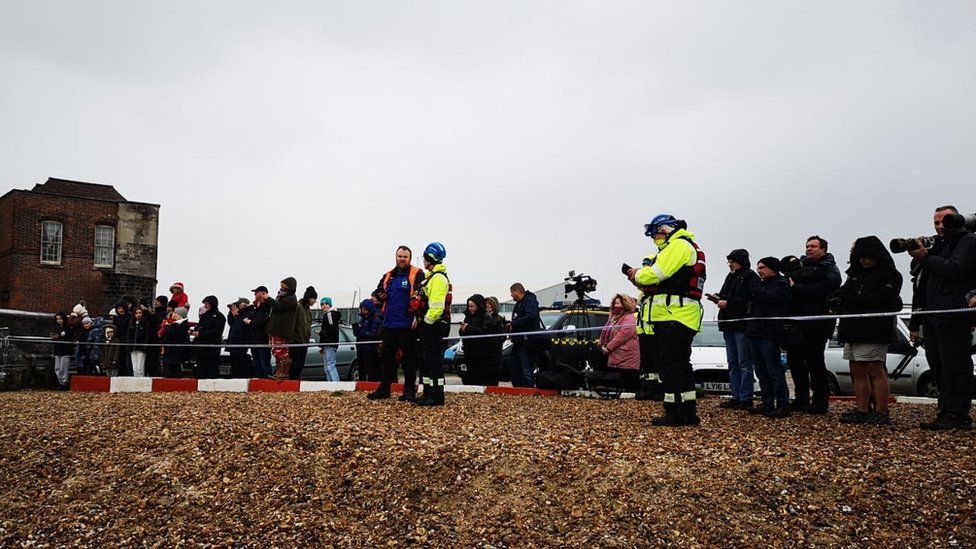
top-left (0, 189), bottom-right (160, 315)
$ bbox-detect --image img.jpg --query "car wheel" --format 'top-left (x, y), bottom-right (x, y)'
top-left (917, 373), bottom-right (939, 398)
top-left (827, 373), bottom-right (843, 396)
top-left (346, 360), bottom-right (360, 382)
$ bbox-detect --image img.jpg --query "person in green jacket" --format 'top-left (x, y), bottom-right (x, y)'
top-left (416, 242), bottom-right (451, 407)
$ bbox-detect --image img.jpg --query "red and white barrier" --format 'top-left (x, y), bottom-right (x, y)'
top-left (67, 376), bottom-right (936, 404)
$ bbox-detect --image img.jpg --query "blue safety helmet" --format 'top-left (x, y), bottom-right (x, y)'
top-left (423, 242), bottom-right (447, 263)
top-left (644, 214), bottom-right (679, 237)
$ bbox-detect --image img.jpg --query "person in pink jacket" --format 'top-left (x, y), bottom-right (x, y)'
top-left (600, 294), bottom-right (640, 371)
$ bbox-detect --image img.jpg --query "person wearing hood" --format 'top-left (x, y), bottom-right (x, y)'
top-left (909, 206), bottom-right (976, 431)
top-left (460, 294), bottom-right (507, 386)
top-left (716, 249), bottom-right (760, 410)
top-left (353, 299), bottom-right (383, 381)
top-left (170, 282), bottom-right (189, 309)
top-left (746, 257), bottom-right (794, 418)
top-left (785, 236), bottom-right (842, 414)
top-left (192, 296), bottom-right (226, 379)
top-left (112, 301), bottom-right (132, 375)
top-left (289, 286), bottom-right (317, 380)
top-left (833, 236), bottom-right (903, 425)
top-left (160, 307), bottom-right (191, 377)
top-left (266, 277), bottom-right (299, 380)
top-left (101, 324), bottom-right (122, 377)
top-left (74, 315), bottom-right (94, 374)
top-left (628, 214), bottom-right (706, 427)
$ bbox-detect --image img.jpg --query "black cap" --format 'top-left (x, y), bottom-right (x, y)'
top-left (252, 285), bottom-right (269, 293)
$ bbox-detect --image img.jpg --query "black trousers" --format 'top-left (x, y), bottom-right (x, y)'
top-left (196, 351), bottom-right (220, 379)
top-left (787, 336), bottom-right (830, 408)
top-left (288, 346), bottom-right (308, 380)
top-left (229, 350), bottom-right (252, 378)
top-left (358, 345), bottom-right (381, 381)
top-left (419, 321), bottom-right (450, 386)
top-left (924, 321), bottom-right (974, 418)
top-left (381, 327), bottom-right (418, 389)
top-left (465, 354), bottom-right (501, 386)
top-left (653, 321), bottom-right (696, 405)
top-left (638, 334), bottom-right (658, 383)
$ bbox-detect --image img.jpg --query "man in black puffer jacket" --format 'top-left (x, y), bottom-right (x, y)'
top-left (716, 248), bottom-right (760, 409)
top-left (786, 236), bottom-right (841, 414)
top-left (834, 236), bottom-right (903, 425)
top-left (909, 207), bottom-right (976, 431)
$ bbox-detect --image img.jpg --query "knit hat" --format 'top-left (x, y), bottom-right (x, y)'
top-left (174, 307), bottom-right (189, 318)
top-left (72, 303), bottom-right (88, 317)
top-left (202, 295), bottom-right (219, 309)
top-left (757, 256), bottom-right (782, 273)
top-left (170, 282), bottom-right (185, 293)
top-left (154, 295), bottom-right (169, 307)
top-left (726, 249), bottom-right (750, 268)
top-left (320, 297), bottom-right (333, 307)
top-left (81, 316), bottom-right (93, 325)
top-left (280, 277), bottom-right (297, 293)
top-left (303, 286), bottom-right (318, 301)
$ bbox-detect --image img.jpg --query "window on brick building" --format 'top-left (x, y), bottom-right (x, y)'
top-left (94, 225), bottom-right (115, 268)
top-left (40, 221), bottom-right (63, 264)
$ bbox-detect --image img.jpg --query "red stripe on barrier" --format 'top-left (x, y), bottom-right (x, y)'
top-left (248, 379), bottom-right (301, 392)
top-left (485, 386), bottom-right (560, 397)
top-left (152, 378), bottom-right (199, 392)
top-left (70, 376), bottom-right (110, 392)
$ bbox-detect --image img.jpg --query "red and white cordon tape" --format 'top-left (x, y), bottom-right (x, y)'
top-left (67, 375), bottom-right (936, 404)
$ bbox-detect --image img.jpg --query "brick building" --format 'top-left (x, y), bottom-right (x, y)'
top-left (0, 177), bottom-right (160, 315)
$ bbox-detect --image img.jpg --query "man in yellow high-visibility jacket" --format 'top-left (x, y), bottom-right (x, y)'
top-left (628, 214), bottom-right (706, 426)
top-left (416, 242), bottom-right (451, 407)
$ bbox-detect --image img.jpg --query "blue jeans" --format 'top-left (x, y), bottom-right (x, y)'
top-left (323, 347), bottom-right (339, 382)
top-left (723, 330), bottom-right (755, 401)
top-left (510, 344), bottom-right (535, 388)
top-left (748, 337), bottom-right (789, 409)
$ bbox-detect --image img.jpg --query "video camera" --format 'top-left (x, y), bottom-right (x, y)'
top-left (890, 212), bottom-right (976, 254)
top-left (564, 270), bottom-right (597, 302)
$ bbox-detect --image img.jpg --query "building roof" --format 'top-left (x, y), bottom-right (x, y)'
top-left (30, 177), bottom-right (127, 202)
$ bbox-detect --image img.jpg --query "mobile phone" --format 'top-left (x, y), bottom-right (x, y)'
top-left (705, 293), bottom-right (720, 303)
top-left (621, 263), bottom-right (632, 275)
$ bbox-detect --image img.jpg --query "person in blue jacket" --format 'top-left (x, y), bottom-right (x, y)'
top-left (353, 299), bottom-right (383, 382)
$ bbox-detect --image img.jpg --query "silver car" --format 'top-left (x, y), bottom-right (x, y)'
top-left (691, 319), bottom-right (954, 397)
top-left (301, 323), bottom-right (360, 381)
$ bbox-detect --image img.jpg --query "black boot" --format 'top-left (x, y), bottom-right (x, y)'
top-left (398, 384), bottom-right (418, 402)
top-left (651, 402), bottom-right (682, 426)
top-left (417, 385), bottom-right (445, 407)
top-left (681, 400), bottom-right (701, 427)
top-left (367, 383), bottom-right (391, 400)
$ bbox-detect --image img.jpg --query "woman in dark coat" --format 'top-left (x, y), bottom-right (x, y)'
top-left (746, 257), bottom-right (794, 418)
top-left (459, 294), bottom-right (506, 386)
top-left (193, 296), bottom-right (227, 379)
top-left (834, 236), bottom-right (903, 425)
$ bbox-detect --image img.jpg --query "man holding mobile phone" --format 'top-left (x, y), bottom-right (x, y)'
top-left (716, 249), bottom-right (759, 410)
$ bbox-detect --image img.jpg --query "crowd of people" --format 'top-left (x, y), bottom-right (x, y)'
top-left (48, 206), bottom-right (976, 424)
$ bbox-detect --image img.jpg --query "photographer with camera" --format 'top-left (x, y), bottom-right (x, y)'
top-left (907, 205), bottom-right (976, 431)
top-left (784, 236), bottom-right (841, 415)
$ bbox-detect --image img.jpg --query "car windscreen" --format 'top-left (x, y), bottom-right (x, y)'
top-left (540, 311), bottom-right (562, 329)
top-left (693, 322), bottom-right (725, 347)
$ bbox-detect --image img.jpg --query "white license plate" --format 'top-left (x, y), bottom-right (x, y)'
top-left (701, 382), bottom-right (731, 393)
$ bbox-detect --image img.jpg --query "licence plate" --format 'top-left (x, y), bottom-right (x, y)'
top-left (701, 382), bottom-right (731, 393)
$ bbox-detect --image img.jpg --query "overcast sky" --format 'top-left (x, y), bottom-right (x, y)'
top-left (2, 1), bottom-right (975, 316)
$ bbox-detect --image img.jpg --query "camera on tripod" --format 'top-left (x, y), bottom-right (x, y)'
top-left (890, 212), bottom-right (976, 254)
top-left (564, 270), bottom-right (597, 302)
